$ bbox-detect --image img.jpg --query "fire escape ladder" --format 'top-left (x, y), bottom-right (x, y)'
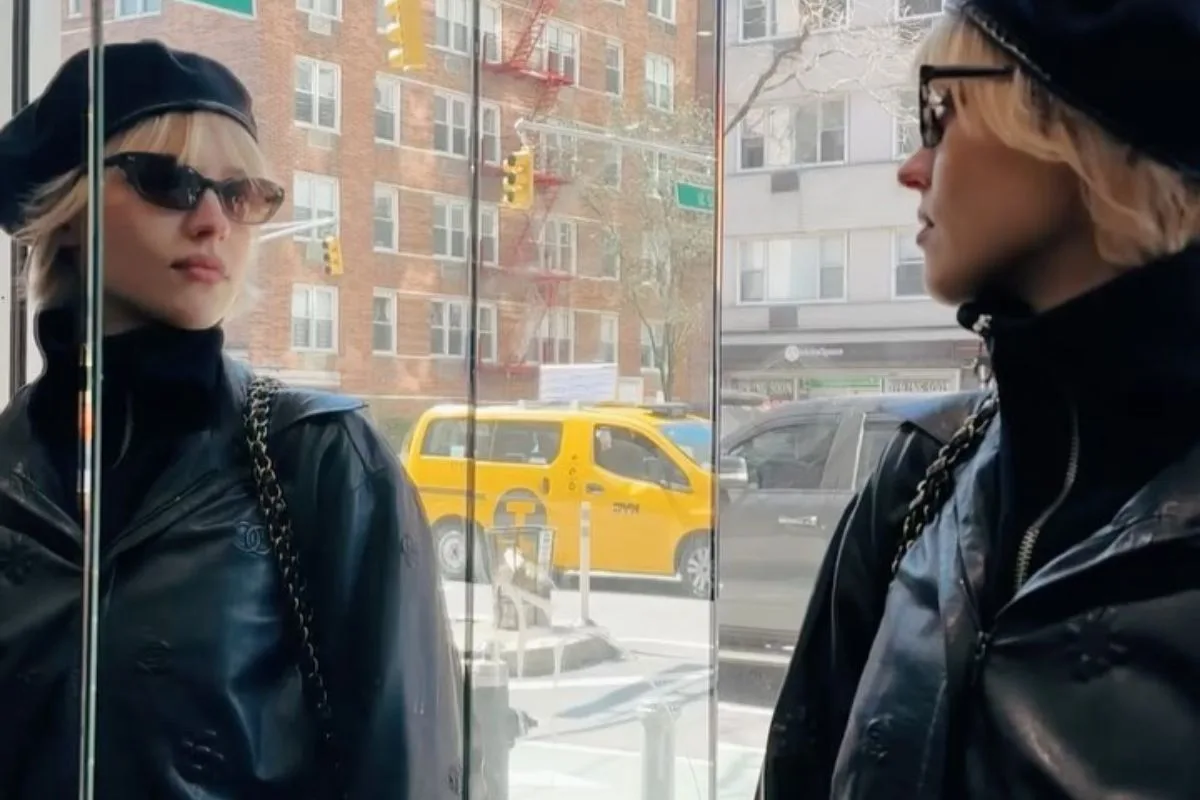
top-left (508, 0), bottom-right (557, 71)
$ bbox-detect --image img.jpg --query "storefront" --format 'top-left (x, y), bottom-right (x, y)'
top-left (721, 339), bottom-right (983, 400)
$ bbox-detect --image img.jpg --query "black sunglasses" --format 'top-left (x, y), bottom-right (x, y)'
top-left (918, 64), bottom-right (1015, 149)
top-left (104, 151), bottom-right (286, 225)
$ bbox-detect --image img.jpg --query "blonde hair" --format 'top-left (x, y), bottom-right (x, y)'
top-left (14, 111), bottom-right (271, 307)
top-left (918, 15), bottom-right (1200, 266)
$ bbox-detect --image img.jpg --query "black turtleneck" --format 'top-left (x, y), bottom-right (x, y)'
top-left (29, 306), bottom-right (225, 534)
top-left (958, 246), bottom-right (1200, 605)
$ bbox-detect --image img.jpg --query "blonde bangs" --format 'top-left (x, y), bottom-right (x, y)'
top-left (915, 14), bottom-right (1200, 266)
top-left (16, 111), bottom-right (270, 306)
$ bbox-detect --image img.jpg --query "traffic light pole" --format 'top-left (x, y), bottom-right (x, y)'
top-left (512, 117), bottom-right (716, 166)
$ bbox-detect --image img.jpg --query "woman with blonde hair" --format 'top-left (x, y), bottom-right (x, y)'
top-left (759, 0), bottom-right (1200, 797)
top-left (0, 42), bottom-right (464, 798)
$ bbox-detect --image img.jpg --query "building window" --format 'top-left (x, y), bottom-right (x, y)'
top-left (536, 22), bottom-right (580, 82)
top-left (372, 290), bottom-right (398, 354)
top-left (68, 0), bottom-right (84, 17)
top-left (604, 40), bottom-right (624, 95)
top-left (640, 321), bottom-right (665, 369)
top-left (537, 131), bottom-right (577, 178)
top-left (528, 308), bottom-right (573, 365)
top-left (645, 54), bottom-right (675, 111)
top-left (291, 285), bottom-right (338, 352)
top-left (435, 0), bottom-right (501, 62)
top-left (893, 89), bottom-right (920, 158)
top-left (434, 93), bottom-right (500, 162)
top-left (737, 236), bottom-right (846, 303)
top-left (898, 0), bottom-right (943, 19)
top-left (738, 98), bottom-right (846, 169)
top-left (292, 173), bottom-right (339, 240)
top-left (298, 0), bottom-right (340, 16)
top-left (601, 147), bottom-right (622, 188)
top-left (741, 0), bottom-right (846, 40)
top-left (295, 58), bottom-right (340, 131)
top-left (538, 218), bottom-right (577, 274)
top-left (599, 315), bottom-right (619, 363)
top-left (433, 198), bottom-right (499, 264)
top-left (374, 76), bottom-right (401, 144)
top-left (115, 0), bottom-right (161, 17)
top-left (430, 300), bottom-right (497, 360)
top-left (645, 151), bottom-right (672, 195)
top-left (373, 185), bottom-right (399, 250)
top-left (894, 230), bottom-right (927, 297)
top-left (648, 0), bottom-right (675, 24)
top-left (601, 231), bottom-right (621, 278)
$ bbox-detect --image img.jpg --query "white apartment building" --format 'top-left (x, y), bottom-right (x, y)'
top-left (719, 0), bottom-right (981, 401)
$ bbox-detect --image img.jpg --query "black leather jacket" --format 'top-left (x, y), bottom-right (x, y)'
top-left (760, 249), bottom-right (1200, 799)
top-left (0, 358), bottom-right (465, 799)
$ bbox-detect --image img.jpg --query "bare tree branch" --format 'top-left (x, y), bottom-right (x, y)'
top-left (723, 31), bottom-right (811, 136)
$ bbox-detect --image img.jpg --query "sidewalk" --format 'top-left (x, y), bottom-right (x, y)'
top-left (506, 739), bottom-right (763, 799)
top-left (451, 616), bottom-right (623, 678)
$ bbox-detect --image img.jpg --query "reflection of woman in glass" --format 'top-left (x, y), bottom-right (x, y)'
top-left (0, 43), bottom-right (464, 798)
top-left (761, 2), bottom-right (1200, 798)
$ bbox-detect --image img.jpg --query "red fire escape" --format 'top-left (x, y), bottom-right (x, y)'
top-left (482, 0), bottom-right (574, 375)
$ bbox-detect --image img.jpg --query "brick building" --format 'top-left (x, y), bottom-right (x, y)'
top-left (61, 0), bottom-right (712, 438)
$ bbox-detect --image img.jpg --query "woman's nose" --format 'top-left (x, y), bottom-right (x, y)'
top-left (897, 148), bottom-right (933, 191)
top-left (184, 189), bottom-right (232, 240)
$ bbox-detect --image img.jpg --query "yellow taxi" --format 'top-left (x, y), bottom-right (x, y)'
top-left (401, 401), bottom-right (716, 597)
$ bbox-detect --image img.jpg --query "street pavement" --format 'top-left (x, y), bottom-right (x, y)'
top-left (443, 580), bottom-right (789, 800)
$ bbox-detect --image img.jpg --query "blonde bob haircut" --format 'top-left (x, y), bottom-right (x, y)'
top-left (13, 110), bottom-right (270, 307)
top-left (918, 14), bottom-right (1200, 267)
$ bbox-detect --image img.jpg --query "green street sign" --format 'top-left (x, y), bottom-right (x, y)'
top-left (188, 0), bottom-right (255, 15)
top-left (674, 181), bottom-right (714, 212)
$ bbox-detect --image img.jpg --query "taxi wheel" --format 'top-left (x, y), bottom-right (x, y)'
top-left (676, 534), bottom-right (712, 599)
top-left (433, 519), bottom-right (487, 583)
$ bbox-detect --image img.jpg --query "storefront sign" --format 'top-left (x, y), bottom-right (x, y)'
top-left (884, 376), bottom-right (959, 394)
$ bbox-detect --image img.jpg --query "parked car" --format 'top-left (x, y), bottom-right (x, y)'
top-left (716, 393), bottom-right (964, 666)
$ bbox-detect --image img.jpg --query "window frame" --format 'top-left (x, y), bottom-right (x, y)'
top-left (290, 284), bottom-right (339, 353)
top-left (739, 0), bottom-right (848, 42)
top-left (737, 97), bottom-right (848, 171)
top-left (297, 0), bottom-right (342, 18)
top-left (736, 234), bottom-right (849, 304)
top-left (114, 0), bottom-right (162, 18)
top-left (647, 0), bottom-right (676, 25)
top-left (604, 39), bottom-right (625, 96)
top-left (892, 228), bottom-right (928, 299)
top-left (373, 184), bottom-right (400, 252)
top-left (429, 298), bottom-right (499, 361)
top-left (292, 172), bottom-right (340, 242)
top-left (294, 57), bottom-right (341, 133)
top-left (433, 91), bottom-right (501, 162)
top-left (371, 289), bottom-right (399, 354)
top-left (374, 75), bottom-right (402, 145)
top-left (644, 53), bottom-right (676, 112)
top-left (432, 197), bottom-right (499, 264)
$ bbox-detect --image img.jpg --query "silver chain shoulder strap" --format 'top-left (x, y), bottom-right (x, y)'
top-left (890, 394), bottom-right (1000, 576)
top-left (243, 375), bottom-right (345, 797)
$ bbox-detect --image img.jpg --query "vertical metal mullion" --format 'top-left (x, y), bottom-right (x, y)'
top-left (8, 0), bottom-right (30, 398)
top-left (78, 2), bottom-right (105, 798)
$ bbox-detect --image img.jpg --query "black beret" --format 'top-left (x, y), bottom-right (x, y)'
top-left (956, 0), bottom-right (1200, 178)
top-left (0, 40), bottom-right (256, 233)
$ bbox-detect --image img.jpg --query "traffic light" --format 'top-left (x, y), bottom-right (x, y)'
top-left (322, 235), bottom-right (344, 276)
top-left (384, 0), bottom-right (427, 71)
top-left (502, 148), bottom-right (535, 210)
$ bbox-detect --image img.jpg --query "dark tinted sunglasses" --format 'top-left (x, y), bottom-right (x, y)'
top-left (918, 64), bottom-right (1015, 149)
top-left (104, 151), bottom-right (285, 225)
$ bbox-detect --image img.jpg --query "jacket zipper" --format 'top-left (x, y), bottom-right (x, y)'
top-left (1013, 401), bottom-right (1080, 590)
